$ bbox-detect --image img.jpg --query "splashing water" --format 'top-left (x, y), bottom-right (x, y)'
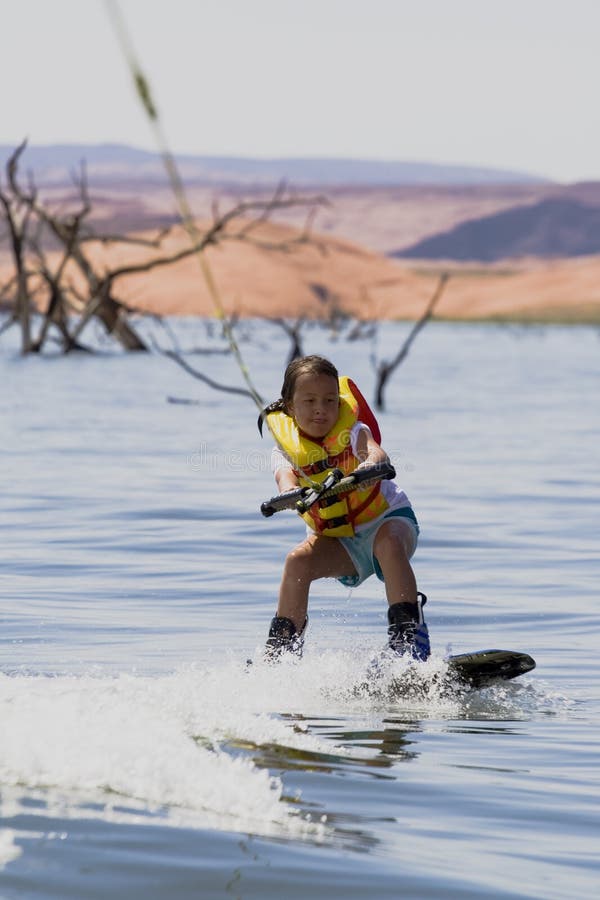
top-left (0, 646), bottom-right (557, 856)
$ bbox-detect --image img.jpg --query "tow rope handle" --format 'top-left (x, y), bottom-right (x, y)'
top-left (260, 461), bottom-right (396, 517)
top-left (295, 468), bottom-right (344, 514)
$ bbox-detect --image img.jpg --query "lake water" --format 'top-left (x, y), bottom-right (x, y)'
top-left (1, 318), bottom-right (599, 899)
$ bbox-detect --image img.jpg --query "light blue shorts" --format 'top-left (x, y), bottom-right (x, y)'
top-left (337, 507), bottom-right (420, 588)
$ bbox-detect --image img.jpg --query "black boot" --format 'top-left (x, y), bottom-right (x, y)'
top-left (264, 615), bottom-right (307, 660)
top-left (387, 593), bottom-right (430, 661)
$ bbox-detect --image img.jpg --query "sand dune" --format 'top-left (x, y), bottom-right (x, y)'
top-left (86, 220), bottom-right (600, 322)
top-left (2, 219), bottom-right (600, 323)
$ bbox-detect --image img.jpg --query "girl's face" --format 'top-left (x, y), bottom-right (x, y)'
top-left (289, 373), bottom-right (339, 439)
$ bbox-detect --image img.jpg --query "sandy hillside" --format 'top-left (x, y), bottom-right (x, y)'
top-left (2, 219), bottom-right (600, 322)
top-left (54, 219), bottom-right (437, 319)
top-left (432, 255), bottom-right (600, 321)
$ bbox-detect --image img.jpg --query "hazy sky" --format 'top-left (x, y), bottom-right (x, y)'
top-left (3, 0), bottom-right (599, 182)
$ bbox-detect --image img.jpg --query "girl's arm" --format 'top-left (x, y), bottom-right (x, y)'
top-left (275, 466), bottom-right (300, 493)
top-left (354, 426), bottom-right (389, 468)
top-left (272, 446), bottom-right (300, 493)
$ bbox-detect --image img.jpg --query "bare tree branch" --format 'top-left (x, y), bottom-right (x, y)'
top-left (147, 315), bottom-right (260, 402)
top-left (5, 143), bottom-right (149, 352)
top-left (161, 348), bottom-right (259, 400)
top-left (0, 141), bottom-right (36, 352)
top-left (0, 310), bottom-right (18, 337)
top-left (271, 317), bottom-right (306, 365)
top-left (0, 141), bottom-right (329, 370)
top-left (374, 272), bottom-right (450, 410)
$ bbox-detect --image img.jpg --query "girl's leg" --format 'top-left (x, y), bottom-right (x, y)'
top-left (278, 533), bottom-right (357, 631)
top-left (373, 518), bottom-right (430, 660)
top-left (372, 518), bottom-right (417, 607)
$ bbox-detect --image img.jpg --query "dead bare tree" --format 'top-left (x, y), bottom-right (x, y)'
top-left (0, 142), bottom-right (327, 362)
top-left (0, 145), bottom-right (37, 353)
top-left (271, 317), bottom-right (306, 364)
top-left (4, 142), bottom-right (151, 352)
top-left (27, 213), bottom-right (93, 352)
top-left (346, 318), bottom-right (378, 341)
top-left (373, 272), bottom-right (450, 410)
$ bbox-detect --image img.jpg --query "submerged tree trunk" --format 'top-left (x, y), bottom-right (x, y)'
top-left (0, 175), bottom-right (32, 354)
top-left (93, 288), bottom-right (148, 352)
top-left (375, 273), bottom-right (449, 410)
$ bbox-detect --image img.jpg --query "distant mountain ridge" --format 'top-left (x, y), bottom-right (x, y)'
top-left (0, 142), bottom-right (548, 187)
top-left (394, 197), bottom-right (600, 261)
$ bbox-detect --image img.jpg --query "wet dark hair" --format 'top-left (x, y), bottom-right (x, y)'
top-left (257, 355), bottom-right (339, 435)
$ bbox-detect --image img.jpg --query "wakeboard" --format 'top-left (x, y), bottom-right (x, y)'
top-left (446, 648), bottom-right (536, 687)
top-left (352, 648), bottom-right (536, 701)
top-left (248, 647), bottom-right (535, 690)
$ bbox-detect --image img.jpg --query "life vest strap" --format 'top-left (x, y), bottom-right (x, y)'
top-left (299, 458), bottom-right (331, 476)
top-left (347, 484), bottom-right (381, 524)
top-left (299, 447), bottom-right (355, 477)
top-left (312, 483), bottom-right (382, 533)
top-left (313, 513), bottom-right (349, 533)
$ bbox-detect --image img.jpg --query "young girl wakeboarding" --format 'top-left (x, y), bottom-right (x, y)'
top-left (258, 354), bottom-right (430, 661)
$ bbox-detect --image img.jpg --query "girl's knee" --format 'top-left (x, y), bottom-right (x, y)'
top-left (374, 522), bottom-right (413, 559)
top-left (283, 542), bottom-right (315, 579)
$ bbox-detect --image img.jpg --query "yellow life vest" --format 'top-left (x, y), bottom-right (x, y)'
top-left (266, 376), bottom-right (389, 537)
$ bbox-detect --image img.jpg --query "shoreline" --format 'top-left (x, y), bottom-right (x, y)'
top-left (2, 305), bottom-right (599, 327)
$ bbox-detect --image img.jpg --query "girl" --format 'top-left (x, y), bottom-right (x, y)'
top-left (259, 355), bottom-right (430, 661)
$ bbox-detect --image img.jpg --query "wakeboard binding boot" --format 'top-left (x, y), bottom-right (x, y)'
top-left (264, 615), bottom-right (307, 660)
top-left (387, 592), bottom-right (430, 661)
